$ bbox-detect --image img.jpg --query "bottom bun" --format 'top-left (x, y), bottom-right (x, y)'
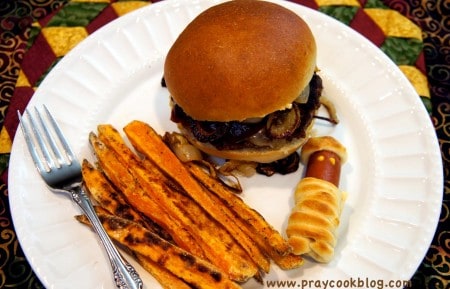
top-left (178, 123), bottom-right (313, 163)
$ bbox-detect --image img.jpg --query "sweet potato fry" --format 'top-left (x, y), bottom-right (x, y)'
top-left (186, 162), bottom-right (303, 268)
top-left (186, 163), bottom-right (303, 269)
top-left (76, 212), bottom-right (192, 288)
top-left (268, 252), bottom-right (304, 270)
top-left (205, 184), bottom-right (303, 270)
top-left (76, 213), bottom-right (241, 289)
top-left (186, 161), bottom-right (291, 254)
top-left (81, 159), bottom-right (173, 241)
top-left (88, 132), bottom-right (206, 259)
top-left (123, 120), bottom-right (270, 273)
top-left (134, 254), bottom-right (193, 289)
top-left (97, 124), bottom-right (259, 282)
top-left (81, 160), bottom-right (146, 225)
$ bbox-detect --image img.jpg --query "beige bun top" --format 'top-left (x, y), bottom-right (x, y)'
top-left (164, 0), bottom-right (317, 122)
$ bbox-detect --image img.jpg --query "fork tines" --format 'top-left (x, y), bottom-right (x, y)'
top-left (18, 105), bottom-right (76, 174)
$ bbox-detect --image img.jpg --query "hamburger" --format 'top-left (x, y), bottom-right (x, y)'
top-left (164, 0), bottom-right (323, 166)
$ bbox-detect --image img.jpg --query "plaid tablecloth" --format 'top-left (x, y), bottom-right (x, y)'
top-left (0, 0), bottom-right (448, 288)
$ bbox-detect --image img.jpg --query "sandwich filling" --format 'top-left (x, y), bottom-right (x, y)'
top-left (171, 73), bottom-right (323, 151)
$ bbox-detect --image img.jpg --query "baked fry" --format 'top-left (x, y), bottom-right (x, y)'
top-left (75, 213), bottom-right (241, 289)
top-left (97, 124), bottom-right (259, 282)
top-left (135, 254), bottom-right (193, 289)
top-left (81, 160), bottom-right (145, 225)
top-left (123, 120), bottom-right (270, 273)
top-left (186, 162), bottom-right (290, 254)
top-left (187, 162), bottom-right (303, 269)
top-left (88, 132), bottom-right (206, 259)
top-left (81, 159), bottom-right (173, 241)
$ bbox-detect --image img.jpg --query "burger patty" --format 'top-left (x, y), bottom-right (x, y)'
top-left (170, 73), bottom-right (323, 150)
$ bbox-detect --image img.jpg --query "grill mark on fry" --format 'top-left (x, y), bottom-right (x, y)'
top-left (210, 270), bottom-right (223, 282)
top-left (157, 254), bottom-right (169, 267)
top-left (179, 252), bottom-right (196, 266)
top-left (145, 232), bottom-right (171, 249)
top-left (178, 253), bottom-right (224, 283)
top-left (135, 254), bottom-right (193, 289)
top-left (115, 203), bottom-right (136, 220)
top-left (102, 214), bottom-right (126, 230)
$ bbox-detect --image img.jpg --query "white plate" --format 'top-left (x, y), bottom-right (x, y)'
top-left (9, 0), bottom-right (443, 288)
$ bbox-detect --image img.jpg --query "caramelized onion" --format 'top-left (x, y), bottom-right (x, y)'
top-left (219, 160), bottom-right (258, 177)
top-left (163, 132), bottom-right (203, 162)
top-left (191, 121), bottom-right (228, 142)
top-left (194, 160), bottom-right (243, 193)
top-left (319, 96), bottom-right (339, 124)
top-left (256, 152), bottom-right (300, 176)
top-left (266, 103), bottom-right (301, 139)
top-left (295, 84), bottom-right (310, 103)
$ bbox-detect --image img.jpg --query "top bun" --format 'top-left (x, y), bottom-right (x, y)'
top-left (164, 0), bottom-right (317, 122)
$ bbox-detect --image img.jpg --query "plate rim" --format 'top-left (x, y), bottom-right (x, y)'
top-left (8, 0), bottom-right (443, 288)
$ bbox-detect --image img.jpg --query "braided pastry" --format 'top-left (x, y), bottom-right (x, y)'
top-left (286, 136), bottom-right (347, 263)
top-left (286, 177), bottom-right (345, 262)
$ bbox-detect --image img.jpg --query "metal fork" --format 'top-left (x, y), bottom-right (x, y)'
top-left (18, 105), bottom-right (143, 289)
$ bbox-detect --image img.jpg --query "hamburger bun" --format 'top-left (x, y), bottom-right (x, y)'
top-left (164, 0), bottom-right (317, 122)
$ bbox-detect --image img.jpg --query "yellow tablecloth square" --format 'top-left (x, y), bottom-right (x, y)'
top-left (41, 27), bottom-right (88, 57)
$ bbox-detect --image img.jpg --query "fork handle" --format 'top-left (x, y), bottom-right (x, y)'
top-left (71, 185), bottom-right (143, 289)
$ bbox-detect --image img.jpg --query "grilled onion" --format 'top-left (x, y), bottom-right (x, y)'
top-left (266, 103), bottom-right (301, 139)
top-left (163, 132), bottom-right (203, 162)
